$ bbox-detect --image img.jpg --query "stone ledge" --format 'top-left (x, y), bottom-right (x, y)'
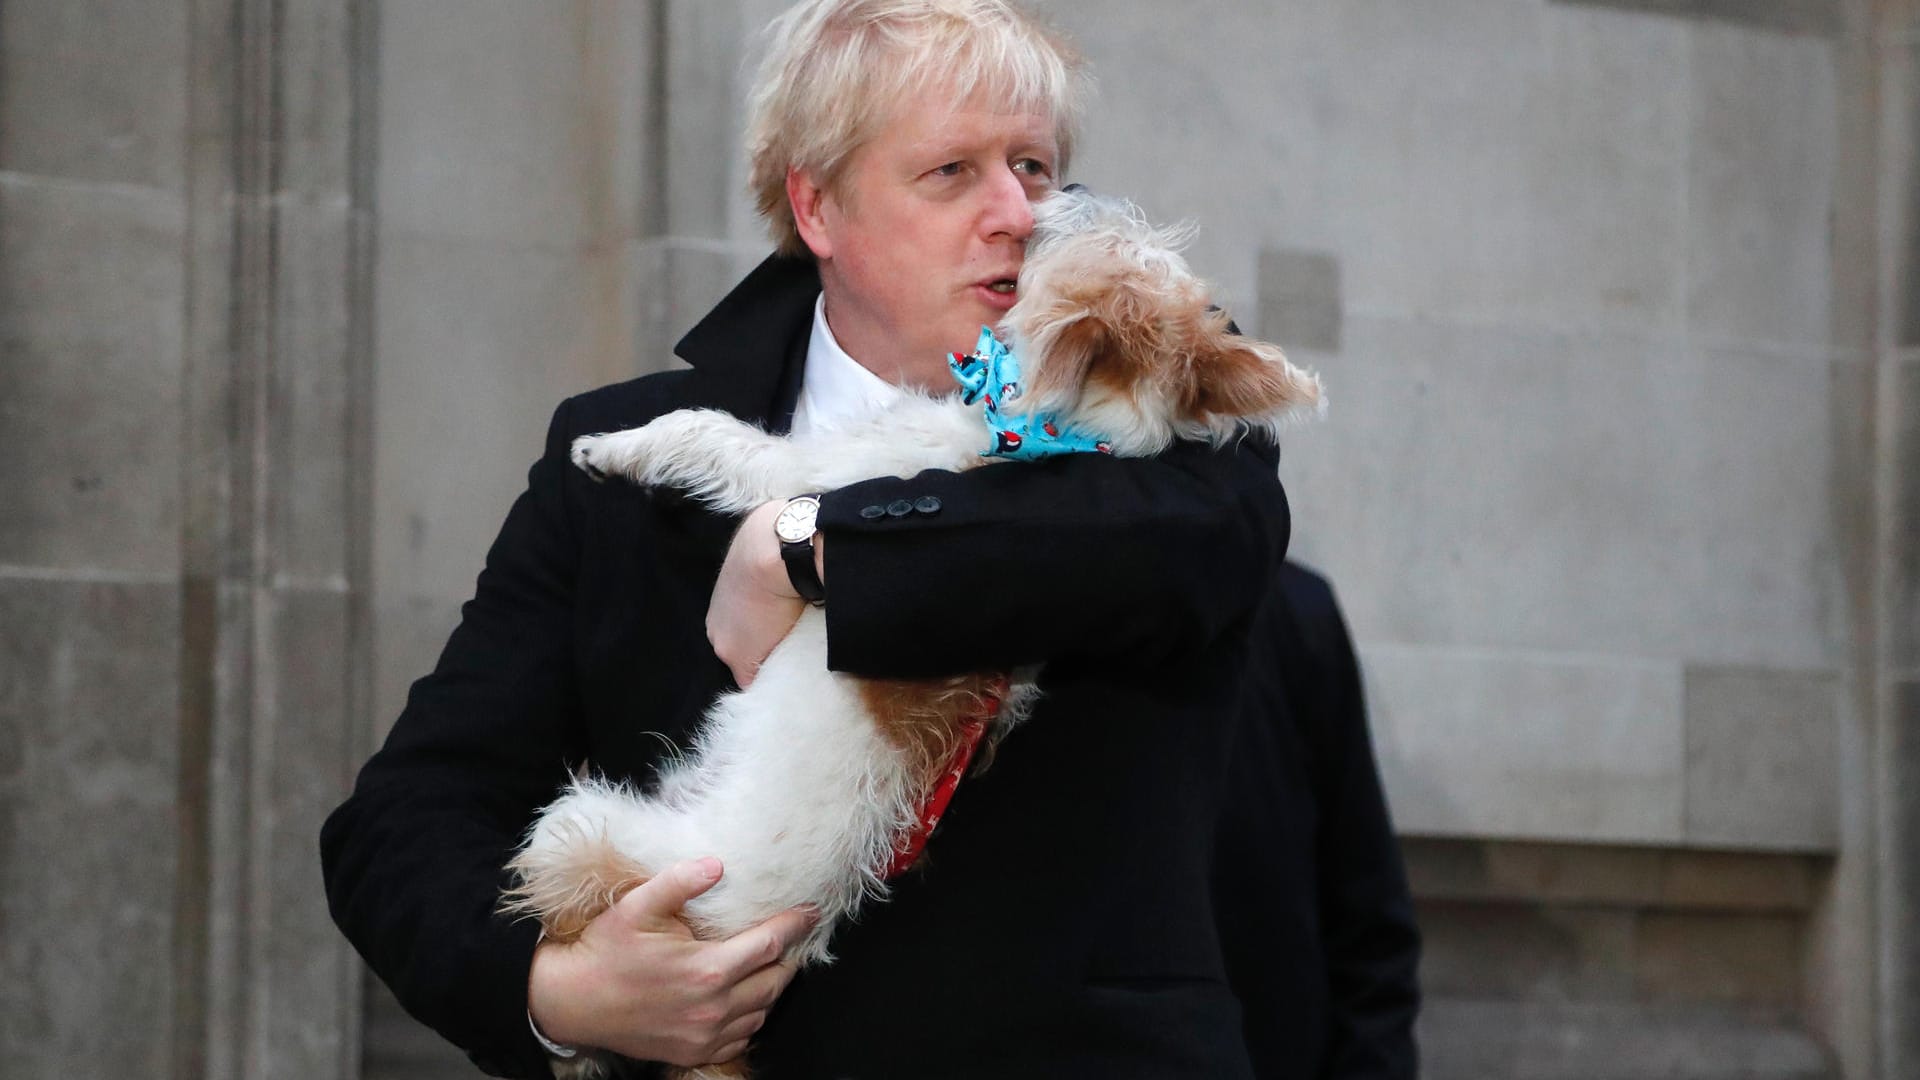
top-left (1551, 0), bottom-right (1840, 38)
top-left (1403, 838), bottom-right (1827, 913)
top-left (1421, 998), bottom-right (1834, 1080)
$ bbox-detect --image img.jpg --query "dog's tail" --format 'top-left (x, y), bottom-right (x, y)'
top-left (501, 794), bottom-right (655, 943)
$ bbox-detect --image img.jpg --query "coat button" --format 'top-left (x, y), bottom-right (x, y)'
top-left (859, 504), bottom-right (886, 520)
top-left (913, 495), bottom-right (942, 515)
top-left (886, 499), bottom-right (914, 517)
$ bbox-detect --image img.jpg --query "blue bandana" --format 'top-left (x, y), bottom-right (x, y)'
top-left (948, 327), bottom-right (1113, 461)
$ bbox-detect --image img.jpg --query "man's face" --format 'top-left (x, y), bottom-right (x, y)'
top-left (795, 90), bottom-right (1059, 389)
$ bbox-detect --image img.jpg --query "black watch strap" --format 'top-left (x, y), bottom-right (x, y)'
top-left (777, 494), bottom-right (827, 607)
top-left (782, 537), bottom-right (826, 606)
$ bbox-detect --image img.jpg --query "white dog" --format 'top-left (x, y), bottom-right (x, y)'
top-left (502, 187), bottom-right (1322, 1080)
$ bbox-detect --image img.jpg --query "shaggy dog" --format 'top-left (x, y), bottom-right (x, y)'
top-left (502, 186), bottom-right (1322, 1079)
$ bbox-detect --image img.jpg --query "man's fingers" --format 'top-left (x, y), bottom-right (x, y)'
top-left (716, 1007), bottom-right (768, 1046)
top-left (616, 857), bottom-right (723, 923)
top-left (708, 906), bottom-right (815, 981)
top-left (726, 954), bottom-right (800, 1016)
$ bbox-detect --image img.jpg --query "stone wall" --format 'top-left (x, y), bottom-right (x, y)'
top-left (2, 0), bottom-right (191, 1060)
top-left (1, 0), bottom-right (374, 1077)
top-left (1050, 0), bottom-right (1851, 856)
top-left (1059, 2), bottom-right (1908, 1075)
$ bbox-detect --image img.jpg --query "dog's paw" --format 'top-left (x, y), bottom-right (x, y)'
top-left (568, 410), bottom-right (780, 507)
top-left (570, 434), bottom-right (614, 482)
top-left (572, 422), bottom-right (687, 487)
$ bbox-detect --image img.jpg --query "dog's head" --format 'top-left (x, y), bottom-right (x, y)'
top-left (998, 187), bottom-right (1323, 456)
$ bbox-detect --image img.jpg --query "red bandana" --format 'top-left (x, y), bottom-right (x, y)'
top-left (882, 676), bottom-right (1009, 879)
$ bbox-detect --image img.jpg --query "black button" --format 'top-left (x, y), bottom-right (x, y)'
top-left (859, 504), bottom-right (886, 520)
top-left (886, 499), bottom-right (914, 517)
top-left (913, 495), bottom-right (942, 515)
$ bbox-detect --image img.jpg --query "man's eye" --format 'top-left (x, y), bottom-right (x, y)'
top-left (1014, 158), bottom-right (1053, 179)
top-left (931, 161), bottom-right (964, 177)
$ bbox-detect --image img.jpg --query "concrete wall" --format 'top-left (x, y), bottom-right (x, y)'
top-left (2, 0), bottom-right (1914, 1077)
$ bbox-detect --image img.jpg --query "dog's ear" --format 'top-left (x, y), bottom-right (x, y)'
top-left (1188, 326), bottom-right (1322, 423)
top-left (1021, 308), bottom-right (1107, 409)
top-left (1024, 277), bottom-right (1159, 402)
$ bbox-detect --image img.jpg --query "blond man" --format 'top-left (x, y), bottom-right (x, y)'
top-left (322, 3), bottom-right (1418, 1077)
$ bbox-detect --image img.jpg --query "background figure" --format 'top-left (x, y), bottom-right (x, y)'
top-left (1216, 561), bottom-right (1422, 1079)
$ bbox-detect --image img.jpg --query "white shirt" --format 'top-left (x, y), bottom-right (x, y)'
top-left (789, 293), bottom-right (911, 436)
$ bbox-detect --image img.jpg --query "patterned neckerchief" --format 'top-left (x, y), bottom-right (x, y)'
top-left (948, 326), bottom-right (1114, 460)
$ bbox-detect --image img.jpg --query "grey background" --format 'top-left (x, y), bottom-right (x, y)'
top-left (1, 0), bottom-right (1914, 1077)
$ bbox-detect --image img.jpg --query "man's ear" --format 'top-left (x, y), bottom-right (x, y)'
top-left (787, 167), bottom-right (834, 260)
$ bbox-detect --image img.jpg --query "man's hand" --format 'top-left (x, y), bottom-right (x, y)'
top-left (708, 499), bottom-right (823, 687)
top-left (527, 857), bottom-right (816, 1067)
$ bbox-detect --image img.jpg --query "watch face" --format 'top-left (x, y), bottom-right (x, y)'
top-left (774, 497), bottom-right (820, 543)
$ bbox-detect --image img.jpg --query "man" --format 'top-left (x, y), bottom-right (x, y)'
top-left (320, 2), bottom-right (1418, 1076)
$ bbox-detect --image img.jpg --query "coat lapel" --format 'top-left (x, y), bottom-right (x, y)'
top-left (674, 253), bottom-right (820, 432)
top-left (627, 252), bottom-right (819, 595)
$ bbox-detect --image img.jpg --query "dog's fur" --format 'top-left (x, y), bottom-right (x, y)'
top-left (502, 188), bottom-right (1322, 1079)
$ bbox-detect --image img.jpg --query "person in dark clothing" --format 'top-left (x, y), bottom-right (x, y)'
top-left (319, 2), bottom-right (1418, 1075)
top-left (1217, 561), bottom-right (1422, 1079)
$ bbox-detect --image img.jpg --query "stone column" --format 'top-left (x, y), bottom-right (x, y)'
top-left (634, 0), bottom-right (795, 354)
top-left (361, 1), bottom-right (658, 1072)
top-left (175, 2), bottom-right (377, 1079)
top-left (1873, 0), bottom-right (1920, 1074)
top-left (1828, 0), bottom-right (1920, 1075)
top-left (1, 0), bottom-right (371, 1074)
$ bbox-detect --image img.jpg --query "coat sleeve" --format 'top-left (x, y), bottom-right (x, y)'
top-left (1289, 567), bottom-right (1422, 1080)
top-left (815, 433), bottom-right (1290, 678)
top-left (320, 399), bottom-right (593, 1080)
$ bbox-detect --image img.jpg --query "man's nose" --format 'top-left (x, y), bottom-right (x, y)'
top-left (983, 165), bottom-right (1036, 242)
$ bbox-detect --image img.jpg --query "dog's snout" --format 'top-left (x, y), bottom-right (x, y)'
top-left (1061, 182), bottom-right (1089, 195)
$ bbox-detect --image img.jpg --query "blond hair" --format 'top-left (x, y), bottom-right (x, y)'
top-left (746, 0), bottom-right (1089, 256)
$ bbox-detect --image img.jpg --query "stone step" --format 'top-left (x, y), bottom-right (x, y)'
top-left (1421, 998), bottom-right (1834, 1080)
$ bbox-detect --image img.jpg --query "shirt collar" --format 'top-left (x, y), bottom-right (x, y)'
top-left (792, 293), bottom-right (911, 436)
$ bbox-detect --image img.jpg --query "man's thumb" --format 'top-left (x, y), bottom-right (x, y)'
top-left (620, 857), bottom-right (723, 922)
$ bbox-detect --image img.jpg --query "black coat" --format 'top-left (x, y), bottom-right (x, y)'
top-left (320, 254), bottom-right (1418, 1079)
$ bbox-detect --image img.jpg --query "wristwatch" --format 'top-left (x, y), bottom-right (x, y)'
top-left (775, 494), bottom-right (827, 606)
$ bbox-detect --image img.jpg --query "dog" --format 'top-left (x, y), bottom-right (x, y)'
top-left (501, 186), bottom-right (1323, 1079)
